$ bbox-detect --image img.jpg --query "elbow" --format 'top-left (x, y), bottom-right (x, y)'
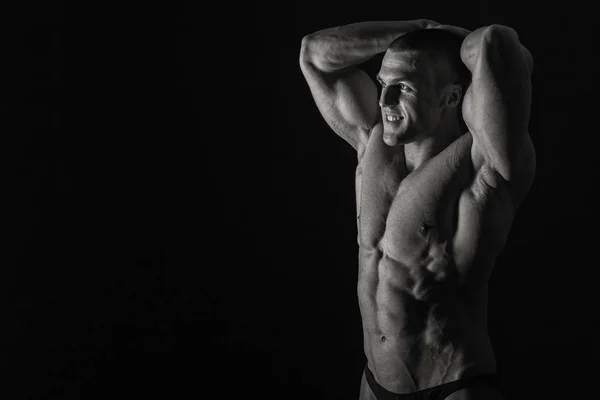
top-left (300, 34), bottom-right (329, 72)
top-left (299, 34), bottom-right (314, 67)
top-left (483, 24), bottom-right (517, 41)
top-left (460, 26), bottom-right (491, 68)
top-left (483, 25), bottom-right (534, 72)
top-left (301, 34), bottom-right (314, 50)
top-left (462, 24), bottom-right (533, 72)
top-left (461, 25), bottom-right (509, 59)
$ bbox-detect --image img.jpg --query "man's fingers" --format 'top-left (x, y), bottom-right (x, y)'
top-left (425, 20), bottom-right (441, 29)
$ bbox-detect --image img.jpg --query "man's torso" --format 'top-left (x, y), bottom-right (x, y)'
top-left (355, 123), bottom-right (533, 393)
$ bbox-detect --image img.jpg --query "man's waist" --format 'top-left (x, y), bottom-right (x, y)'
top-left (363, 336), bottom-right (497, 393)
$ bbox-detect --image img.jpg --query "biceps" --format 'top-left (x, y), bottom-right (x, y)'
top-left (301, 64), bottom-right (378, 150)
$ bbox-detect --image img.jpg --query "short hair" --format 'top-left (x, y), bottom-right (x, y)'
top-left (388, 29), bottom-right (471, 91)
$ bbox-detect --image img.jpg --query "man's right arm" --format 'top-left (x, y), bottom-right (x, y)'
top-left (299, 20), bottom-right (434, 154)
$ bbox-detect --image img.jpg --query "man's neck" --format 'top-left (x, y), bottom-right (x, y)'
top-left (403, 123), bottom-right (463, 172)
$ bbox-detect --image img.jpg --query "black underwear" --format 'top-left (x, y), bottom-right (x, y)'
top-left (364, 365), bottom-right (500, 400)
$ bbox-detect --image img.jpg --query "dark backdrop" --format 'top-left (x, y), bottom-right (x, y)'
top-left (12, 2), bottom-right (599, 400)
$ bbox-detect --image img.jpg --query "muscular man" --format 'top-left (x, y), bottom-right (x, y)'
top-left (300, 19), bottom-right (535, 400)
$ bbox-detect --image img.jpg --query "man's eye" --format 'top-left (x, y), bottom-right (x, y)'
top-left (399, 84), bottom-right (410, 91)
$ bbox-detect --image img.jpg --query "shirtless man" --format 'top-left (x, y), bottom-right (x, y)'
top-left (299, 19), bottom-right (535, 400)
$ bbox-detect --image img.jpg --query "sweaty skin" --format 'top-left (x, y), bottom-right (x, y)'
top-left (300, 20), bottom-right (535, 399)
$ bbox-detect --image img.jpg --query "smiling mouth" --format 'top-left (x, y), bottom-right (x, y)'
top-left (385, 115), bottom-right (403, 122)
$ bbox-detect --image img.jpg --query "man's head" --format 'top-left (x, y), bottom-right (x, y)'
top-left (377, 28), bottom-right (470, 146)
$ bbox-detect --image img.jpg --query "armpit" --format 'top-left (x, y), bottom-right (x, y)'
top-left (469, 164), bottom-right (512, 209)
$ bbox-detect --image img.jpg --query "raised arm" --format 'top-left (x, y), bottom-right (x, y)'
top-left (460, 24), bottom-right (535, 186)
top-left (299, 20), bottom-right (435, 154)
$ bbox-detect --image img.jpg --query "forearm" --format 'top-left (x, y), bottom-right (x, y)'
top-left (300, 19), bottom-right (433, 72)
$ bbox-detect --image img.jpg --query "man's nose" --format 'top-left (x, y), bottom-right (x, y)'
top-left (379, 85), bottom-right (401, 108)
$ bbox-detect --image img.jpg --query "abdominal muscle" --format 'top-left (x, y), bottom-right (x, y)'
top-left (357, 246), bottom-right (497, 394)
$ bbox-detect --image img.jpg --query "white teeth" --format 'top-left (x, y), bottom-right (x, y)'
top-left (386, 115), bottom-right (401, 122)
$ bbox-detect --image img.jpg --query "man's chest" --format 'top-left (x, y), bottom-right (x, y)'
top-left (356, 134), bottom-right (476, 261)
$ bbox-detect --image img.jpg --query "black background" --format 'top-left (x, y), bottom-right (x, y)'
top-left (12, 2), bottom-right (600, 399)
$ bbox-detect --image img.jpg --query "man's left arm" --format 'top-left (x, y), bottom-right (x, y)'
top-left (459, 24), bottom-right (534, 185)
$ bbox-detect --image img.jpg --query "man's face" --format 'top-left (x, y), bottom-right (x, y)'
top-left (377, 49), bottom-right (443, 146)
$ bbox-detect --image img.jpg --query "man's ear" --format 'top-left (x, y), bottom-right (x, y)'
top-left (444, 84), bottom-right (463, 108)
